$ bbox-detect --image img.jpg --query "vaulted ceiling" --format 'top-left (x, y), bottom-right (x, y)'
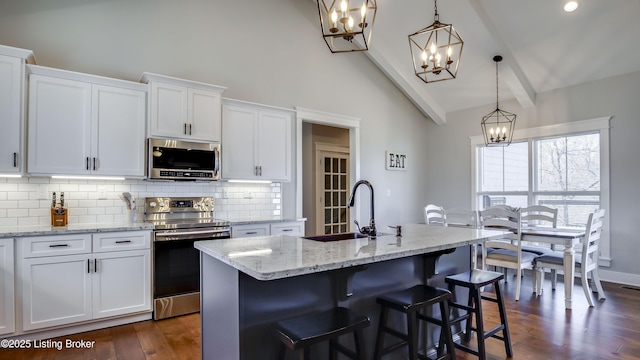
top-left (334, 0), bottom-right (640, 124)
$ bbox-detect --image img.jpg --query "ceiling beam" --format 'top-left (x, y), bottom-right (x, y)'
top-left (364, 46), bottom-right (447, 124)
top-left (468, 1), bottom-right (536, 108)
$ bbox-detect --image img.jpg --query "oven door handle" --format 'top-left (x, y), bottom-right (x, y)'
top-left (155, 229), bottom-right (230, 239)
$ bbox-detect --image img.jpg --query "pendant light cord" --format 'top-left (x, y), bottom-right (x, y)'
top-left (496, 60), bottom-right (499, 110)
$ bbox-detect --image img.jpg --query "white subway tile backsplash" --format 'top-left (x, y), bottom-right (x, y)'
top-left (0, 177), bottom-right (281, 226)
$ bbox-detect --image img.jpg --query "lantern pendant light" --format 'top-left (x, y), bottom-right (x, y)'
top-left (317, 0), bottom-right (377, 53)
top-left (408, 0), bottom-right (464, 83)
top-left (481, 55), bottom-right (517, 147)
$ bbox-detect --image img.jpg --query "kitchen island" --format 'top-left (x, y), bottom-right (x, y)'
top-left (195, 223), bottom-right (508, 360)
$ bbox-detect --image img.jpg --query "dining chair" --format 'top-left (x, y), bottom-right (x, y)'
top-left (424, 204), bottom-right (445, 226)
top-left (445, 208), bottom-right (480, 268)
top-left (520, 205), bottom-right (559, 254)
top-left (480, 206), bottom-right (536, 301)
top-left (534, 209), bottom-right (606, 306)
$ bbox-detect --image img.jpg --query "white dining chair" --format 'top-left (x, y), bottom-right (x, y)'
top-left (424, 204), bottom-right (445, 226)
top-left (481, 206), bottom-right (536, 301)
top-left (534, 209), bottom-right (606, 306)
top-left (520, 205), bottom-right (559, 254)
top-left (445, 208), bottom-right (480, 268)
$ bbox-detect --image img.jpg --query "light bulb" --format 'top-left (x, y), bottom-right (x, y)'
top-left (430, 42), bottom-right (436, 55)
top-left (347, 16), bottom-right (354, 31)
top-left (421, 50), bottom-right (428, 62)
top-left (564, 1), bottom-right (578, 12)
top-left (490, 128), bottom-right (495, 135)
top-left (447, 47), bottom-right (452, 57)
top-left (331, 9), bottom-right (337, 23)
top-left (361, 3), bottom-right (366, 18)
top-left (341, 0), bottom-right (348, 13)
top-left (502, 126), bottom-right (507, 134)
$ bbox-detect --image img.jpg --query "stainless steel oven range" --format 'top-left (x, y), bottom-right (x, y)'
top-left (145, 196), bottom-right (230, 320)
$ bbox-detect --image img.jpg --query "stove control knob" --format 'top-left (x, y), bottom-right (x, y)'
top-left (204, 200), bottom-right (211, 207)
top-left (195, 201), bottom-right (203, 208)
top-left (149, 201), bottom-right (157, 208)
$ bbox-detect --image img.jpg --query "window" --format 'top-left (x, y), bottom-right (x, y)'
top-left (471, 117), bottom-right (611, 264)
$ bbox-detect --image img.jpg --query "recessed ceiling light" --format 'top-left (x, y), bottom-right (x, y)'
top-left (564, 1), bottom-right (578, 12)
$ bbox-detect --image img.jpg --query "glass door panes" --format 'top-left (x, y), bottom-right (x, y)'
top-left (321, 154), bottom-right (349, 234)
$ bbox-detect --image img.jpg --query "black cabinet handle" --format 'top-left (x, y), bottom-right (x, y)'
top-left (115, 240), bottom-right (132, 244)
top-left (93, 157), bottom-right (96, 171)
top-left (87, 259), bottom-right (91, 273)
top-left (184, 123), bottom-right (187, 135)
top-left (13, 152), bottom-right (17, 167)
top-left (49, 243), bottom-right (69, 248)
top-left (282, 229), bottom-right (293, 232)
top-left (189, 124), bottom-right (192, 135)
top-left (86, 157), bottom-right (90, 170)
top-left (246, 231), bottom-right (258, 235)
top-left (94, 258), bottom-right (98, 272)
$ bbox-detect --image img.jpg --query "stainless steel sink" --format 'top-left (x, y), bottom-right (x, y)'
top-left (303, 232), bottom-right (369, 242)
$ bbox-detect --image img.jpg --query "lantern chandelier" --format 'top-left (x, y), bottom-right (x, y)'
top-left (481, 55), bottom-right (516, 147)
top-left (408, 0), bottom-right (464, 83)
top-left (317, 0), bottom-right (377, 53)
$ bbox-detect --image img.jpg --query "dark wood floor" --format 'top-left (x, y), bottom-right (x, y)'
top-left (2, 274), bottom-right (639, 360)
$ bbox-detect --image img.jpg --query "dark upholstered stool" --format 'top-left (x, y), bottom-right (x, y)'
top-left (445, 269), bottom-right (513, 360)
top-left (373, 285), bottom-right (456, 360)
top-left (274, 306), bottom-right (370, 360)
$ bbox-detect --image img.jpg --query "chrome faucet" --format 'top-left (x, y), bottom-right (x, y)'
top-left (348, 180), bottom-right (376, 238)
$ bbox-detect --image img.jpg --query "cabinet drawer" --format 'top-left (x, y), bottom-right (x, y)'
top-left (231, 224), bottom-right (269, 238)
top-left (270, 222), bottom-right (304, 237)
top-left (21, 234), bottom-right (91, 258)
top-left (92, 231), bottom-right (151, 253)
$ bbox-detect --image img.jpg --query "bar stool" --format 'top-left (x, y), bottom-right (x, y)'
top-left (274, 306), bottom-right (370, 360)
top-left (445, 269), bottom-right (513, 360)
top-left (373, 285), bottom-right (456, 360)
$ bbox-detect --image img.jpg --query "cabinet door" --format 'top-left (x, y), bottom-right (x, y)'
top-left (92, 250), bottom-right (151, 319)
top-left (188, 88), bottom-right (222, 142)
top-left (257, 110), bottom-right (292, 181)
top-left (222, 104), bottom-right (258, 180)
top-left (149, 82), bottom-right (188, 138)
top-left (92, 85), bottom-right (146, 177)
top-left (0, 238), bottom-right (14, 336)
top-left (21, 254), bottom-right (92, 331)
top-left (0, 55), bottom-right (22, 175)
top-left (27, 75), bottom-right (92, 175)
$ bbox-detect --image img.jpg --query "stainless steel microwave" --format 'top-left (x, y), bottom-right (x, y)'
top-left (148, 138), bottom-right (220, 180)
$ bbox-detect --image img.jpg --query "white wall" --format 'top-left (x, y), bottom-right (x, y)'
top-left (422, 71), bottom-right (640, 283)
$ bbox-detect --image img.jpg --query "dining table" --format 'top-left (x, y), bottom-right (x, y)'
top-left (520, 227), bottom-right (586, 309)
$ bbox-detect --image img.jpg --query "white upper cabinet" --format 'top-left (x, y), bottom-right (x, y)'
top-left (0, 45), bottom-right (35, 176)
top-left (222, 99), bottom-right (292, 181)
top-left (27, 65), bottom-right (147, 178)
top-left (141, 72), bottom-right (226, 142)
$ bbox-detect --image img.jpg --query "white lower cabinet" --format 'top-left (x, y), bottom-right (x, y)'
top-left (232, 221), bottom-right (306, 238)
top-left (0, 238), bottom-right (15, 336)
top-left (18, 231), bottom-right (151, 332)
top-left (231, 224), bottom-right (270, 238)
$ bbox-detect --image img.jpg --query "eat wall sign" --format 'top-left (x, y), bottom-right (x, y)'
top-left (385, 151), bottom-right (407, 171)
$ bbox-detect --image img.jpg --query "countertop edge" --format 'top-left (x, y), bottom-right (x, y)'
top-left (0, 222), bottom-right (155, 238)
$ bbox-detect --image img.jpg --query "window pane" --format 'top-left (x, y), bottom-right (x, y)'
top-left (479, 142), bottom-right (528, 192)
top-left (535, 195), bottom-right (600, 228)
top-left (567, 134), bottom-right (600, 191)
top-left (536, 133), bottom-right (599, 192)
top-left (480, 195), bottom-right (527, 210)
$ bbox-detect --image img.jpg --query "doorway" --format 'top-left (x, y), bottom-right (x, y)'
top-left (296, 108), bottom-right (360, 237)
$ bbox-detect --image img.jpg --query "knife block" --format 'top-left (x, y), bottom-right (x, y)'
top-left (51, 208), bottom-right (68, 226)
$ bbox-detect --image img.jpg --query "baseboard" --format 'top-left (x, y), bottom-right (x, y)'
top-left (598, 269), bottom-right (640, 287)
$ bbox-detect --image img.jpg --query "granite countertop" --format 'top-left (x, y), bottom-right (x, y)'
top-left (0, 221), bottom-right (155, 238)
top-left (194, 223), bottom-right (509, 281)
top-left (227, 217), bottom-right (307, 225)
top-left (0, 217), bottom-right (306, 238)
